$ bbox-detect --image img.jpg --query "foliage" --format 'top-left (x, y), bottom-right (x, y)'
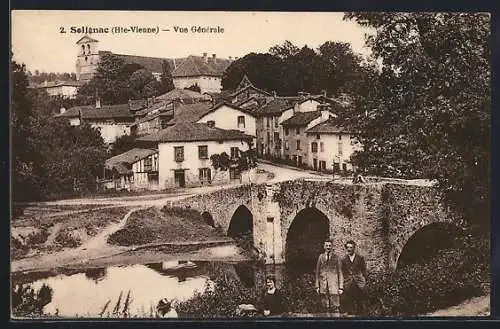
top-left (12, 61), bottom-right (108, 202)
top-left (160, 60), bottom-right (175, 93)
top-left (210, 152), bottom-right (231, 171)
top-left (210, 150), bottom-right (257, 172)
top-left (27, 71), bottom-right (77, 84)
top-left (76, 53), bottom-right (164, 104)
top-left (185, 83), bottom-right (201, 93)
top-left (12, 284), bottom-right (53, 317)
top-left (222, 41), bottom-right (374, 96)
top-left (365, 235), bottom-right (489, 316)
top-left (341, 13), bottom-right (490, 230)
top-left (110, 134), bottom-right (137, 157)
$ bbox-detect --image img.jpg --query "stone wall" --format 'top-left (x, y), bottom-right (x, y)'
top-left (163, 179), bottom-right (462, 275)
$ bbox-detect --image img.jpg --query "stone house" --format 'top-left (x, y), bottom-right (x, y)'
top-left (137, 122), bottom-right (254, 188)
top-left (29, 80), bottom-right (84, 99)
top-left (305, 118), bottom-right (361, 172)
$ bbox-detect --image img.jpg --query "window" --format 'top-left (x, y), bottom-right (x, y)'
top-left (174, 146), bottom-right (184, 162)
top-left (207, 120), bottom-right (215, 127)
top-left (267, 132), bottom-right (270, 142)
top-left (285, 127), bottom-right (289, 136)
top-left (199, 168), bottom-right (212, 184)
top-left (339, 134), bottom-right (342, 141)
top-left (311, 142), bottom-right (318, 153)
top-left (230, 147), bottom-right (239, 158)
top-left (342, 163), bottom-right (347, 171)
top-left (198, 145), bottom-right (208, 159)
top-left (285, 141), bottom-right (289, 150)
top-left (274, 116), bottom-right (279, 128)
top-left (87, 44), bottom-right (91, 54)
top-left (296, 127), bottom-right (300, 135)
top-left (266, 117), bottom-right (270, 128)
top-left (144, 157), bottom-right (152, 172)
top-left (81, 45), bottom-right (85, 54)
top-left (273, 132), bottom-right (280, 141)
top-left (230, 167), bottom-right (240, 180)
top-left (237, 116), bottom-right (245, 129)
top-left (320, 142), bottom-right (324, 152)
top-left (316, 134), bottom-right (321, 140)
top-left (338, 142), bottom-right (343, 156)
top-left (296, 140), bottom-right (301, 150)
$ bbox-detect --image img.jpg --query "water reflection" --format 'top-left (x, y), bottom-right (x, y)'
top-left (13, 263), bottom-right (210, 317)
top-left (12, 260), bottom-right (307, 318)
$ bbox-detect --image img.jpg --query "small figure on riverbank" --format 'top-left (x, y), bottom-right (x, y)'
top-left (156, 298), bottom-right (178, 318)
top-left (262, 276), bottom-right (284, 317)
top-left (352, 171), bottom-right (365, 184)
top-left (340, 240), bottom-right (368, 316)
top-left (315, 239), bottom-right (344, 315)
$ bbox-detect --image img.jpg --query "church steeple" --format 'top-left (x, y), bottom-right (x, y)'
top-left (75, 35), bottom-right (100, 82)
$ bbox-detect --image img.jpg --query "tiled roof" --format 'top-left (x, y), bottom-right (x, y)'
top-left (157, 88), bottom-right (211, 102)
top-left (76, 35), bottom-right (98, 44)
top-left (306, 118), bottom-right (356, 134)
top-left (99, 51), bottom-right (184, 74)
top-left (128, 99), bottom-right (148, 111)
top-left (169, 102), bottom-right (214, 124)
top-left (105, 148), bottom-right (157, 173)
top-left (230, 84), bottom-right (272, 98)
top-left (131, 110), bottom-right (173, 126)
top-left (55, 104), bottom-right (134, 120)
top-left (253, 97), bottom-right (297, 116)
top-left (198, 102), bottom-right (259, 118)
top-left (137, 122), bottom-right (254, 143)
top-left (281, 111), bottom-right (321, 126)
top-left (172, 55), bottom-right (231, 78)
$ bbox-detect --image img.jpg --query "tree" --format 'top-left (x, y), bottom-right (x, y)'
top-left (111, 134), bottom-right (137, 157)
top-left (342, 13), bottom-right (490, 230)
top-left (12, 58), bottom-right (108, 201)
top-left (269, 40), bottom-right (300, 59)
top-left (160, 60), bottom-right (175, 93)
top-left (129, 69), bottom-right (161, 98)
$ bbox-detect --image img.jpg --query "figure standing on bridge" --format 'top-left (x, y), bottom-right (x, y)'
top-left (340, 240), bottom-right (368, 316)
top-left (315, 239), bottom-right (344, 315)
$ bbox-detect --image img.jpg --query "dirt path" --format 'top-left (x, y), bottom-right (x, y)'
top-left (425, 295), bottom-right (490, 317)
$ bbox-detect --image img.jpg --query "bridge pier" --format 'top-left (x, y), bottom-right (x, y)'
top-left (256, 184), bottom-right (285, 265)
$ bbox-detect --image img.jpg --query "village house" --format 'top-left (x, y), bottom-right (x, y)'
top-left (229, 75), bottom-right (273, 104)
top-left (136, 122), bottom-right (254, 188)
top-left (75, 36), bottom-right (233, 93)
top-left (305, 118), bottom-right (361, 172)
top-left (281, 109), bottom-right (334, 167)
top-left (55, 101), bottom-right (135, 145)
top-left (196, 102), bottom-right (258, 145)
top-left (29, 80), bottom-right (84, 99)
top-left (104, 148), bottom-right (159, 190)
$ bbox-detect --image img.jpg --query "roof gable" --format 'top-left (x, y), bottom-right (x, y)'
top-left (172, 55), bottom-right (231, 77)
top-left (76, 35), bottom-right (99, 44)
top-left (281, 111), bottom-right (322, 126)
top-left (198, 102), bottom-right (258, 120)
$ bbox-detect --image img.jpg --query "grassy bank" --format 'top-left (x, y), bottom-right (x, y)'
top-left (107, 207), bottom-right (226, 246)
top-left (11, 206), bottom-right (130, 259)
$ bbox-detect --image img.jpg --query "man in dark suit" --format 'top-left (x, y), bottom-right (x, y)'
top-left (315, 239), bottom-right (344, 314)
top-left (340, 240), bottom-right (368, 316)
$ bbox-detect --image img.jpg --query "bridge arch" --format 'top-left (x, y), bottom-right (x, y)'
top-left (396, 222), bottom-right (463, 269)
top-left (227, 205), bottom-right (254, 243)
top-left (285, 207), bottom-right (330, 273)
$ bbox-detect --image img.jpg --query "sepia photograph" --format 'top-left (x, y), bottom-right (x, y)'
top-left (10, 10), bottom-right (491, 319)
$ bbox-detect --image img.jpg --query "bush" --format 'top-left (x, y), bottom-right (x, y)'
top-left (12, 284), bottom-right (53, 317)
top-left (364, 235), bottom-right (489, 316)
top-left (54, 229), bottom-right (82, 248)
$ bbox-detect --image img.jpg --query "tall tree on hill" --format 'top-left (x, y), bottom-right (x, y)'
top-left (269, 40), bottom-right (300, 59)
top-left (221, 53), bottom-right (283, 93)
top-left (341, 12), bottom-right (490, 231)
top-left (129, 68), bottom-right (161, 98)
top-left (160, 60), bottom-right (175, 94)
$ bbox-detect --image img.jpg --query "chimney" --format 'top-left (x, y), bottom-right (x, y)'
top-left (212, 54), bottom-right (216, 62)
top-left (207, 121), bottom-right (215, 128)
top-left (235, 56), bottom-right (239, 60)
top-left (322, 90), bottom-right (327, 97)
top-left (60, 107), bottom-right (66, 114)
top-left (203, 52), bottom-right (208, 63)
top-left (96, 97), bottom-right (101, 109)
top-left (173, 58), bottom-right (176, 69)
top-left (272, 90), bottom-right (277, 98)
top-left (229, 56), bottom-right (232, 61)
top-left (44, 80), bottom-right (48, 87)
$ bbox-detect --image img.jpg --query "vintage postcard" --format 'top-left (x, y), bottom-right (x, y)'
top-left (10, 10), bottom-right (491, 319)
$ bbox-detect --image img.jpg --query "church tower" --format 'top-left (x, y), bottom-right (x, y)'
top-left (75, 35), bottom-right (100, 82)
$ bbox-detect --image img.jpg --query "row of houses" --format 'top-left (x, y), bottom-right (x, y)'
top-left (56, 76), bottom-right (361, 190)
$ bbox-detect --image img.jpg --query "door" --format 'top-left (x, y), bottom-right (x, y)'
top-left (298, 156), bottom-right (303, 166)
top-left (174, 170), bottom-right (186, 188)
top-left (313, 159), bottom-right (318, 171)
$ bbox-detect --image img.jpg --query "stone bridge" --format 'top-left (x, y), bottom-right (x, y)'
top-left (165, 179), bottom-right (465, 275)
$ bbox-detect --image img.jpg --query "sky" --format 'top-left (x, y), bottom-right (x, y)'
top-left (12, 10), bottom-right (373, 74)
